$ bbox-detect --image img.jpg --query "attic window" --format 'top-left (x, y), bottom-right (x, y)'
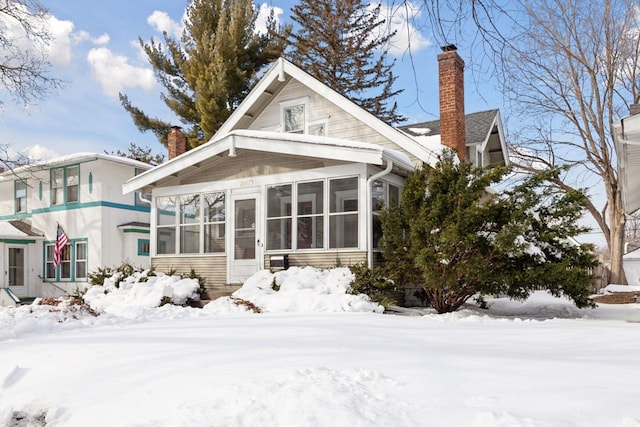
top-left (280, 97), bottom-right (309, 134)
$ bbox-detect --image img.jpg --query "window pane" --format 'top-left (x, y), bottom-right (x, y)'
top-left (76, 261), bottom-right (87, 279)
top-left (157, 228), bottom-right (176, 254)
top-left (157, 196), bottom-right (176, 226)
top-left (61, 244), bottom-right (71, 279)
top-left (66, 166), bottom-right (79, 203)
top-left (298, 181), bottom-right (323, 215)
top-left (204, 192), bottom-right (225, 222)
top-left (308, 123), bottom-right (325, 136)
top-left (389, 185), bottom-right (400, 208)
top-left (330, 213), bottom-right (358, 248)
top-left (267, 185), bottom-right (292, 217)
top-left (284, 105), bottom-right (304, 133)
top-left (16, 181), bottom-right (27, 212)
top-left (180, 224), bottom-right (200, 254)
top-left (204, 224), bottom-right (225, 253)
top-left (45, 245), bottom-right (56, 279)
top-left (267, 218), bottom-right (292, 250)
top-left (52, 169), bottom-right (64, 205)
top-left (76, 242), bottom-right (87, 260)
top-left (180, 194), bottom-right (200, 224)
top-left (298, 216), bottom-right (323, 249)
top-left (330, 177), bottom-right (358, 213)
top-left (372, 214), bottom-right (382, 248)
top-left (372, 180), bottom-right (385, 212)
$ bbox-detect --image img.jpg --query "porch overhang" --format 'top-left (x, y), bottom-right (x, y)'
top-left (123, 130), bottom-right (414, 195)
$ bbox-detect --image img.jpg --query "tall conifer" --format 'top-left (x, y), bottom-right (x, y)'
top-left (120, 0), bottom-right (285, 149)
top-left (285, 0), bottom-right (404, 124)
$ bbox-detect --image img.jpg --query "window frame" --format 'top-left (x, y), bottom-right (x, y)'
top-left (50, 164), bottom-right (81, 206)
top-left (43, 237), bottom-right (88, 282)
top-left (280, 97), bottom-right (309, 134)
top-left (15, 179), bottom-right (27, 213)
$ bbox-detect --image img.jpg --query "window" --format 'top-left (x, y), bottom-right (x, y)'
top-left (297, 181), bottom-right (324, 249)
top-left (267, 184), bottom-right (292, 250)
top-left (371, 181), bottom-right (400, 249)
top-left (180, 193), bottom-right (200, 254)
top-left (283, 105), bottom-right (305, 133)
top-left (308, 121), bottom-right (327, 136)
top-left (156, 196), bottom-right (177, 255)
top-left (75, 241), bottom-right (87, 279)
top-left (204, 192), bottom-right (225, 253)
top-left (15, 180), bottom-right (27, 213)
top-left (44, 238), bottom-right (88, 281)
top-left (51, 165), bottom-right (79, 205)
top-left (329, 177), bottom-right (359, 248)
top-left (138, 239), bottom-right (150, 256)
top-left (156, 192), bottom-right (227, 255)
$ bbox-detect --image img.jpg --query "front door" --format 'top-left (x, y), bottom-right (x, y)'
top-left (229, 194), bottom-right (262, 283)
top-left (7, 246), bottom-right (26, 294)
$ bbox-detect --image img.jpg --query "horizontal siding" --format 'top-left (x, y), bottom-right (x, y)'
top-left (265, 251), bottom-right (367, 270)
top-left (249, 80), bottom-right (423, 165)
top-left (151, 256), bottom-right (228, 290)
top-left (180, 151), bottom-right (343, 186)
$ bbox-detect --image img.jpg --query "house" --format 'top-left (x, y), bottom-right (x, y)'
top-left (123, 47), bottom-right (509, 296)
top-left (0, 153), bottom-right (153, 306)
top-left (613, 104), bottom-right (640, 284)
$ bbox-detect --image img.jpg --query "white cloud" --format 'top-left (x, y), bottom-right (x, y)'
top-left (255, 3), bottom-right (283, 35)
top-left (24, 144), bottom-right (59, 162)
top-left (87, 47), bottom-right (156, 98)
top-left (147, 10), bottom-right (183, 38)
top-left (92, 33), bottom-right (110, 46)
top-left (376, 2), bottom-right (431, 56)
top-left (0, 4), bottom-right (76, 67)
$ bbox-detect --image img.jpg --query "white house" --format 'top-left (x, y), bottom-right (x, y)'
top-left (0, 153), bottom-right (152, 305)
top-left (123, 48), bottom-right (509, 297)
top-left (614, 104), bottom-right (640, 284)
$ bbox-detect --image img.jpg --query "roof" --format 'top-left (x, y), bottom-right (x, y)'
top-left (211, 58), bottom-right (443, 167)
top-left (615, 112), bottom-right (640, 214)
top-left (1, 153), bottom-right (152, 179)
top-left (399, 109), bottom-right (500, 145)
top-left (123, 130), bottom-right (414, 194)
top-left (0, 220), bottom-right (44, 239)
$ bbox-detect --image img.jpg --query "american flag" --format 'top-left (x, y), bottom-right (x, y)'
top-left (54, 224), bottom-right (69, 267)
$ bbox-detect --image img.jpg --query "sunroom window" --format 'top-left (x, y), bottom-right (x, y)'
top-left (329, 177), bottom-right (359, 248)
top-left (297, 181), bottom-right (324, 249)
top-left (267, 184), bottom-right (292, 250)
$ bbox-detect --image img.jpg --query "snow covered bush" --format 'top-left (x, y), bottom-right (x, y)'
top-left (380, 151), bottom-right (598, 313)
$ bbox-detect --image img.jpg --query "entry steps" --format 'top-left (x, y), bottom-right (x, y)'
top-left (1, 288), bottom-right (36, 307)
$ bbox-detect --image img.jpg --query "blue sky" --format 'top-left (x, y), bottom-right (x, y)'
top-left (0, 0), bottom-right (504, 162)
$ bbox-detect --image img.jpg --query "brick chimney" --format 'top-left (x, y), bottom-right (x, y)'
top-left (167, 126), bottom-right (187, 160)
top-left (438, 45), bottom-right (466, 161)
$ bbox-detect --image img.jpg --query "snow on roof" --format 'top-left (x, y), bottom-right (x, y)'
top-left (2, 153), bottom-right (152, 178)
top-left (0, 221), bottom-right (43, 239)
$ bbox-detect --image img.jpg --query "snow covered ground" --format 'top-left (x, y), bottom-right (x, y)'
top-left (1, 267), bottom-right (639, 427)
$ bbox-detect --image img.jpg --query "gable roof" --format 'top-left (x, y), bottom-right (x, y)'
top-left (399, 109), bottom-right (498, 146)
top-left (399, 109), bottom-right (508, 165)
top-left (213, 58), bottom-right (443, 167)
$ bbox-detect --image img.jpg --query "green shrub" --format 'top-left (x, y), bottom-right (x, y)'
top-left (348, 263), bottom-right (401, 307)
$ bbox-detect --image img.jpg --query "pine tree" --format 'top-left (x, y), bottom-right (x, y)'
top-left (380, 152), bottom-right (598, 313)
top-left (285, 0), bottom-right (404, 124)
top-left (119, 0), bottom-right (286, 149)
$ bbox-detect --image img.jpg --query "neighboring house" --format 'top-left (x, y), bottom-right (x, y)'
top-left (123, 47), bottom-right (509, 296)
top-left (0, 154), bottom-right (152, 305)
top-left (614, 104), bottom-right (640, 284)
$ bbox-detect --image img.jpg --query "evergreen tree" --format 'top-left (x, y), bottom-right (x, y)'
top-left (106, 143), bottom-right (165, 166)
top-left (120, 0), bottom-right (286, 149)
top-left (381, 152), bottom-right (598, 313)
top-left (285, 0), bottom-right (404, 124)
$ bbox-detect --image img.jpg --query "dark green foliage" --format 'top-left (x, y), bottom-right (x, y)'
top-left (120, 0), bottom-right (286, 148)
top-left (348, 263), bottom-right (402, 307)
top-left (285, 0), bottom-right (404, 124)
top-left (380, 152), bottom-right (598, 313)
